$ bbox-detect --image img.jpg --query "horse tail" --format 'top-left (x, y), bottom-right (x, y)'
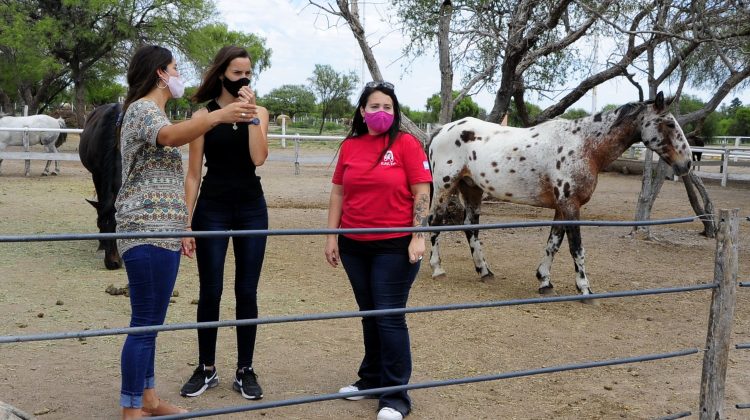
top-left (55, 118), bottom-right (67, 148)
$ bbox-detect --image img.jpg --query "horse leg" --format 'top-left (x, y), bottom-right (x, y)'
top-left (459, 182), bottom-right (493, 278)
top-left (536, 210), bottom-right (565, 294)
top-left (47, 143), bottom-right (60, 175)
top-left (565, 223), bottom-right (592, 295)
top-left (428, 216), bottom-right (446, 278)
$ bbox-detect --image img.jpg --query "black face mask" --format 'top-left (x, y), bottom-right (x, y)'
top-left (222, 77), bottom-right (250, 97)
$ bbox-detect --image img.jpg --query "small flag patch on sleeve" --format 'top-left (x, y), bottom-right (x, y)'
top-left (423, 161), bottom-right (430, 170)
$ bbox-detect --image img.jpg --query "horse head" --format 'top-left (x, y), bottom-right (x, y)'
top-left (636, 92), bottom-right (692, 176)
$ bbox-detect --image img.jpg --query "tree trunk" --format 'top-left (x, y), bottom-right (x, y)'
top-left (632, 151), bottom-right (668, 239)
top-left (437, 0), bottom-right (453, 124)
top-left (683, 172), bottom-right (716, 238)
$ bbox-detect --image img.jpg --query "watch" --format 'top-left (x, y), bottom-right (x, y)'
top-left (249, 117), bottom-right (260, 125)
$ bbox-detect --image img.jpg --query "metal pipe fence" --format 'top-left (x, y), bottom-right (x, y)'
top-left (0, 212), bottom-right (744, 419)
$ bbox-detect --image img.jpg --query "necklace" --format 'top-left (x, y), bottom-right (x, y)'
top-left (216, 98), bottom-right (238, 130)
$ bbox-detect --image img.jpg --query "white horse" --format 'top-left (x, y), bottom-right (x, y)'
top-left (0, 115), bottom-right (67, 176)
top-left (428, 92), bottom-right (692, 296)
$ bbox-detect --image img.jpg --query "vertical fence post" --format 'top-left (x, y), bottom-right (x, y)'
top-left (294, 134), bottom-right (300, 175)
top-left (721, 151), bottom-right (729, 187)
top-left (699, 208), bottom-right (739, 420)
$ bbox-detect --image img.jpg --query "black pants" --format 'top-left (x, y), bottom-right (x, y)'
top-left (193, 195), bottom-right (268, 369)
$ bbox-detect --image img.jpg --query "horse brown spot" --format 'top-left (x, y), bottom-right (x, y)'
top-left (443, 183), bottom-right (451, 189)
top-left (472, 151), bottom-right (477, 160)
top-left (557, 146), bottom-right (563, 153)
top-left (563, 182), bottom-right (571, 198)
top-left (491, 161), bottom-right (498, 167)
top-left (568, 150), bottom-right (574, 156)
top-left (513, 147), bottom-right (518, 151)
top-left (553, 186), bottom-right (560, 199)
top-left (526, 144), bottom-right (531, 148)
top-left (442, 176), bottom-right (450, 182)
top-left (505, 192), bottom-right (513, 197)
top-left (457, 120), bottom-right (467, 125)
top-left (447, 159), bottom-right (453, 164)
top-left (506, 156), bottom-right (512, 160)
top-left (455, 140), bottom-right (461, 147)
top-left (494, 169), bottom-right (499, 173)
top-left (531, 133), bottom-right (539, 138)
top-left (480, 172), bottom-right (485, 177)
top-left (460, 130), bottom-right (476, 142)
top-left (594, 113), bottom-right (602, 122)
top-left (509, 169), bottom-right (516, 173)
top-left (488, 186), bottom-right (495, 191)
top-left (561, 156), bottom-right (566, 162)
top-left (557, 179), bottom-right (563, 186)
top-left (531, 168), bottom-right (536, 172)
top-left (556, 161), bottom-right (561, 169)
top-left (520, 157), bottom-right (526, 161)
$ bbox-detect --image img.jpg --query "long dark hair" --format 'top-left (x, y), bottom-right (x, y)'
top-left (347, 83), bottom-right (402, 164)
top-left (192, 45), bottom-right (251, 103)
top-left (118, 45), bottom-right (173, 145)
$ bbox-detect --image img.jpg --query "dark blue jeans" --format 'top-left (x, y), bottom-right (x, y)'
top-left (192, 195), bottom-right (268, 369)
top-left (120, 245), bottom-right (180, 408)
top-left (340, 250), bottom-right (420, 417)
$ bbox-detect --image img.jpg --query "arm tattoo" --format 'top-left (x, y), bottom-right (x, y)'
top-left (413, 192), bottom-right (430, 237)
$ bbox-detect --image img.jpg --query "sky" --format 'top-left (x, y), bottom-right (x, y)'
top-left (215, 0), bottom-right (749, 114)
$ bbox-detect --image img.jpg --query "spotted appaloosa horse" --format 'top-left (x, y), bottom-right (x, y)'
top-left (428, 92), bottom-right (692, 296)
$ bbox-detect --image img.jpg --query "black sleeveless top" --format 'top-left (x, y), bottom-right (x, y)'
top-left (199, 100), bottom-right (264, 202)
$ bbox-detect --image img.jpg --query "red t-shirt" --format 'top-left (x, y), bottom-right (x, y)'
top-left (332, 132), bottom-right (432, 241)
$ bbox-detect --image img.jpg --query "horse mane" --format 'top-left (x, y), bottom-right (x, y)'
top-left (611, 101), bottom-right (646, 128)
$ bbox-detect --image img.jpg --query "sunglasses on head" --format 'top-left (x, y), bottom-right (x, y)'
top-left (365, 81), bottom-right (395, 90)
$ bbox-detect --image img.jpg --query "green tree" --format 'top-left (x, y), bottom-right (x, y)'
top-left (560, 108), bottom-right (590, 120)
top-left (260, 84), bottom-right (316, 118)
top-left (425, 91), bottom-right (481, 122)
top-left (507, 102), bottom-right (541, 127)
top-left (308, 64), bottom-right (358, 134)
top-left (727, 107), bottom-right (750, 136)
top-left (183, 23), bottom-right (271, 77)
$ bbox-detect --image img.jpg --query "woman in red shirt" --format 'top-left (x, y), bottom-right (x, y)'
top-left (325, 81), bottom-right (432, 420)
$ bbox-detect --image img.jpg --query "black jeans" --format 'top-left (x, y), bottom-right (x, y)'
top-left (340, 248), bottom-right (420, 416)
top-left (192, 195), bottom-right (268, 369)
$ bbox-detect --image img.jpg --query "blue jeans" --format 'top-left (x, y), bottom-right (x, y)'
top-left (340, 250), bottom-right (420, 417)
top-left (120, 245), bottom-right (180, 408)
top-left (192, 195), bottom-right (268, 368)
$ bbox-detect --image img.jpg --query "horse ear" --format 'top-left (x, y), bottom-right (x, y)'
top-left (86, 199), bottom-right (100, 209)
top-left (655, 91), bottom-right (665, 111)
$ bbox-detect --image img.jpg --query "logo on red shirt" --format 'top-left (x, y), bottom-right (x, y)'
top-left (381, 150), bottom-right (396, 166)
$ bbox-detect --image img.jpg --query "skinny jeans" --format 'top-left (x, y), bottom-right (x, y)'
top-left (120, 245), bottom-right (180, 408)
top-left (192, 195), bottom-right (268, 369)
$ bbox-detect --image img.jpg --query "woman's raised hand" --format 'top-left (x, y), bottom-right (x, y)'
top-left (217, 101), bottom-right (254, 125)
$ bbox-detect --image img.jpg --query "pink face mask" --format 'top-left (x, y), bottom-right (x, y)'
top-left (364, 111), bottom-right (394, 134)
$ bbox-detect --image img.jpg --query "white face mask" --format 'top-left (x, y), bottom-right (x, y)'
top-left (161, 74), bottom-right (185, 99)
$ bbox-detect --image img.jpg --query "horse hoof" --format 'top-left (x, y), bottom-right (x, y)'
top-left (538, 285), bottom-right (554, 295)
top-left (41, 172), bottom-right (49, 177)
top-left (432, 272), bottom-right (447, 280)
top-left (51, 172), bottom-right (58, 176)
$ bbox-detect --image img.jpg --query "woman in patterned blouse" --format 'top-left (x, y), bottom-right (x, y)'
top-left (115, 45), bottom-right (254, 420)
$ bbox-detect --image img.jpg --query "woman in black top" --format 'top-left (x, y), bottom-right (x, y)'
top-left (180, 45), bottom-right (270, 401)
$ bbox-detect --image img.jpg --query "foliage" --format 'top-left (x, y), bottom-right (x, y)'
top-left (507, 101), bottom-right (542, 127)
top-left (401, 105), bottom-right (436, 124)
top-left (560, 108), bottom-right (590, 120)
top-left (425, 91), bottom-right (482, 121)
top-left (307, 64), bottom-right (358, 134)
top-left (182, 23), bottom-right (271, 77)
top-left (259, 84), bottom-right (316, 118)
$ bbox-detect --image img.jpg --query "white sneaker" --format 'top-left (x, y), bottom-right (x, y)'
top-left (377, 407), bottom-right (403, 420)
top-left (338, 384), bottom-right (366, 401)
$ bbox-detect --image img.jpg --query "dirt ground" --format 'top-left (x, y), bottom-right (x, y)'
top-left (1, 137), bottom-right (750, 420)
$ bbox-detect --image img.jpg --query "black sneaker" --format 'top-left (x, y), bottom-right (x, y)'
top-left (180, 364), bottom-right (218, 397)
top-left (233, 367), bottom-right (263, 400)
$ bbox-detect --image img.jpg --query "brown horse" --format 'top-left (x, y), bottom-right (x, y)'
top-left (78, 103), bottom-right (123, 270)
top-left (428, 92), bottom-right (692, 295)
